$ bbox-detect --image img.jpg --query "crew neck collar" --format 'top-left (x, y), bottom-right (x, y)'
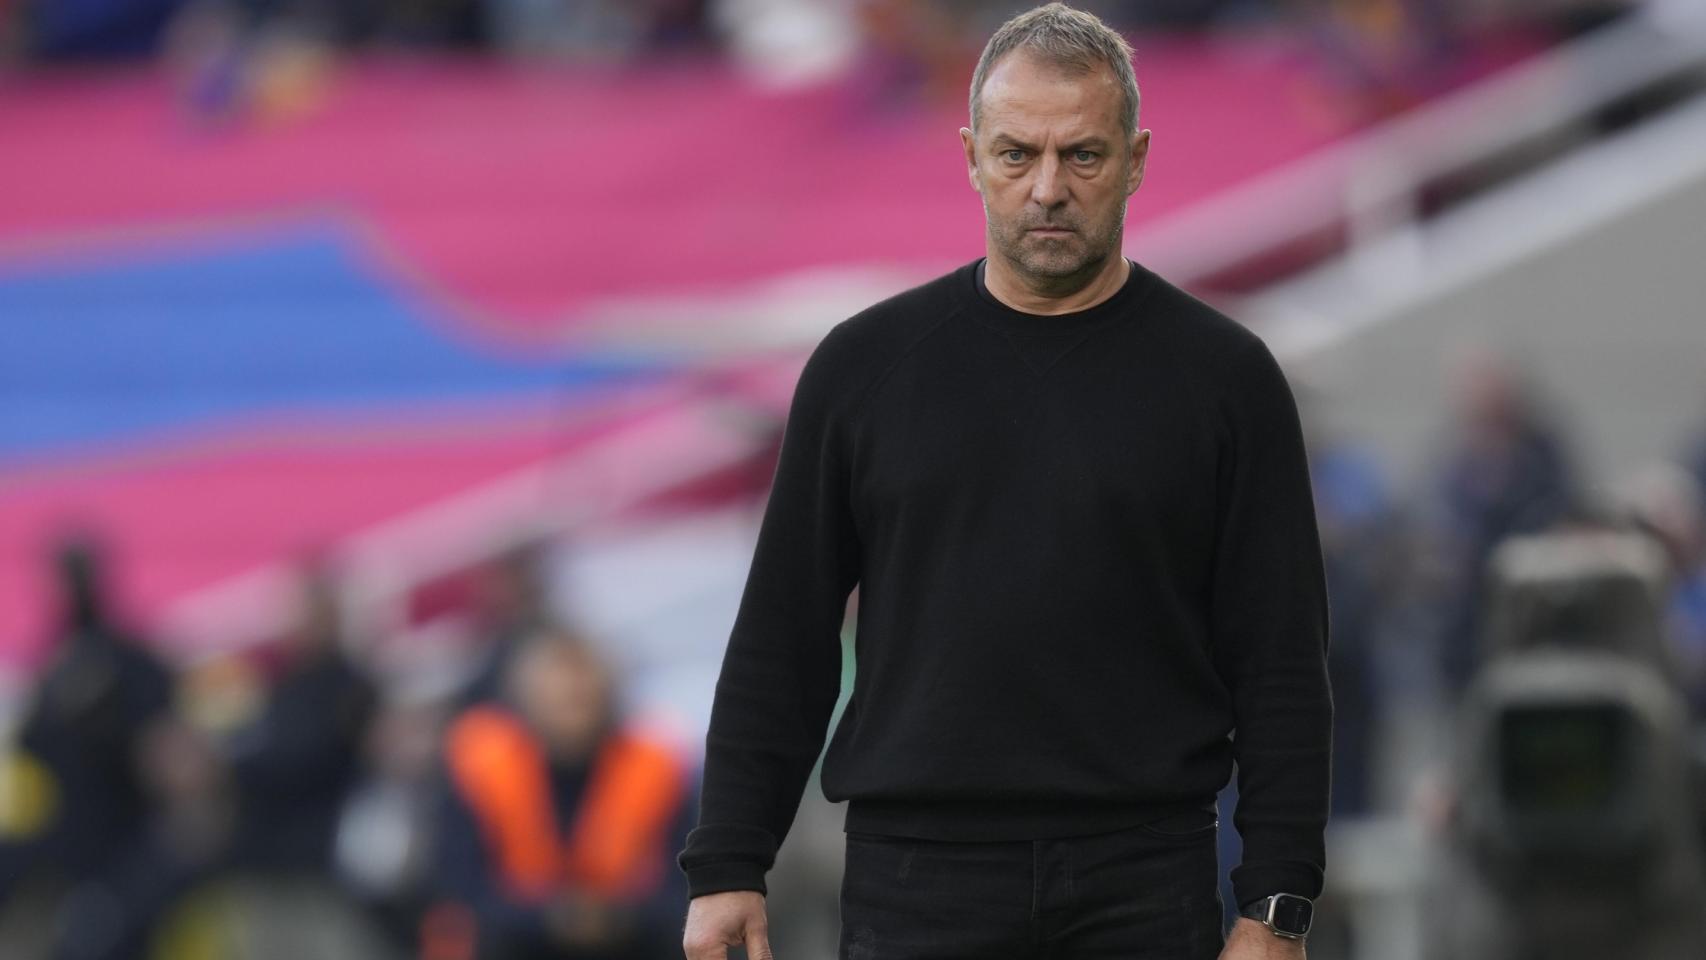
top-left (959, 256), bottom-right (1154, 336)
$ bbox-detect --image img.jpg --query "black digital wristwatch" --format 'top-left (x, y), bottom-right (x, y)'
top-left (1238, 892), bottom-right (1313, 939)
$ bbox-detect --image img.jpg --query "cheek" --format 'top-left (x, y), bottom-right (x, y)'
top-left (976, 178), bottom-right (1012, 209)
top-left (987, 173), bottom-right (1032, 203)
top-left (1084, 176), bottom-right (1126, 212)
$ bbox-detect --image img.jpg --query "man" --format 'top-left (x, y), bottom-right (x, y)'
top-left (434, 627), bottom-right (695, 960)
top-left (678, 4), bottom-right (1332, 959)
top-left (226, 560), bottom-right (377, 878)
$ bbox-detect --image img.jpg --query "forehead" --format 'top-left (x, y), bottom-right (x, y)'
top-left (977, 50), bottom-right (1124, 141)
top-left (516, 641), bottom-right (589, 680)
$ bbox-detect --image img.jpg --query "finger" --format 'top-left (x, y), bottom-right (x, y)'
top-left (682, 923), bottom-right (730, 960)
top-left (683, 936), bottom-right (728, 960)
top-left (745, 917), bottom-right (774, 960)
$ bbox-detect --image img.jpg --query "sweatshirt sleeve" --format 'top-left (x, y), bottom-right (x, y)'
top-left (676, 323), bottom-right (864, 900)
top-left (1209, 334), bottom-right (1335, 910)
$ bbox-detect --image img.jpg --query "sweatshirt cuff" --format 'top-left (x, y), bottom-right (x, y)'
top-left (678, 822), bottom-right (778, 899)
top-left (1229, 859), bottom-right (1324, 912)
top-left (683, 859), bottom-right (769, 899)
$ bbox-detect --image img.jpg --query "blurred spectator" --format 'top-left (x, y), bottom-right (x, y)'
top-left (2, 532), bottom-right (228, 960)
top-left (188, 0), bottom-right (487, 50)
top-left (714, 0), bottom-right (855, 88)
top-left (846, 0), bottom-right (972, 108)
top-left (1423, 347), bottom-right (1578, 697)
top-left (1288, 0), bottom-right (1462, 124)
top-left (7, 535), bottom-right (173, 891)
top-left (454, 538), bottom-right (557, 709)
top-left (428, 627), bottom-right (692, 960)
top-left (1299, 389), bottom-right (1402, 817)
top-left (225, 560), bottom-right (377, 879)
top-left (13, 0), bottom-right (189, 59)
top-left (484, 0), bottom-right (709, 60)
top-left (1103, 0), bottom-right (1274, 28)
top-left (334, 690), bottom-right (455, 953)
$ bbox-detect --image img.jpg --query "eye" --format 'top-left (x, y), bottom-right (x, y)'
top-left (1072, 149), bottom-right (1097, 163)
top-left (1001, 148), bottom-right (1026, 163)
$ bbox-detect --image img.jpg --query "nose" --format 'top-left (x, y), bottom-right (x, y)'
top-left (1028, 151), bottom-right (1067, 209)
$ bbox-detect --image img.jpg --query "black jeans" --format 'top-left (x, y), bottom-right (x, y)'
top-left (838, 809), bottom-right (1226, 960)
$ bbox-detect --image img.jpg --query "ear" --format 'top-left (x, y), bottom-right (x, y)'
top-left (960, 127), bottom-right (981, 193)
top-left (1126, 128), bottom-right (1151, 197)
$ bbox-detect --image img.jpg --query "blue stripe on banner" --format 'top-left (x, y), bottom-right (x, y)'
top-left (0, 222), bottom-right (663, 458)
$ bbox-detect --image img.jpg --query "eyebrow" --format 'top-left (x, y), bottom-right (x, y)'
top-left (989, 133), bottom-right (1110, 152)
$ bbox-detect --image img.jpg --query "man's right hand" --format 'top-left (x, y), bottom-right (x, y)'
top-left (682, 890), bottom-right (772, 960)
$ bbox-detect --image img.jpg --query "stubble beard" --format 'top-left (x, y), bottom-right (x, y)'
top-left (984, 194), bottom-right (1127, 297)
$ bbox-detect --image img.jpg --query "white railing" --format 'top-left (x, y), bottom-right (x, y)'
top-left (155, 369), bottom-right (785, 665)
top-left (1133, 0), bottom-right (1706, 285)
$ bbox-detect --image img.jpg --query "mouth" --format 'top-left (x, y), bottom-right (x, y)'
top-left (1027, 226), bottom-right (1075, 236)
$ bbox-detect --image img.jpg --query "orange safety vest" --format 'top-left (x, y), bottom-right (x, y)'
top-left (444, 704), bottom-right (687, 903)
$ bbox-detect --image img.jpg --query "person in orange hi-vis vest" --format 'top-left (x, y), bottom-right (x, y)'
top-left (427, 626), bottom-right (696, 960)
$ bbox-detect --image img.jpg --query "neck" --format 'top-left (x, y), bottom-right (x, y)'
top-left (984, 247), bottom-right (1130, 315)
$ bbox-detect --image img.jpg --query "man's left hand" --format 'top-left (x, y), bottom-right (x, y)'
top-left (1218, 918), bottom-right (1306, 959)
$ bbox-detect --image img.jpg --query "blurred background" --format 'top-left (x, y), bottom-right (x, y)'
top-left (2, 0), bottom-right (1706, 957)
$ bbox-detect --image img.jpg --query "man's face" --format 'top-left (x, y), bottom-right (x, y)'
top-left (514, 641), bottom-right (608, 760)
top-left (961, 51), bottom-right (1149, 285)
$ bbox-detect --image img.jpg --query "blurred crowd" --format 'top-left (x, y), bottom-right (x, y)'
top-left (3, 342), bottom-right (1706, 959)
top-left (0, 534), bottom-right (695, 960)
top-left (0, 0), bottom-right (1643, 123)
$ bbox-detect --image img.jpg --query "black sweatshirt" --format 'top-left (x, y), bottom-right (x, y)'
top-left (677, 257), bottom-right (1333, 911)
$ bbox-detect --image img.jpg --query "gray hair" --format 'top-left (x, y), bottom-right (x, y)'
top-left (968, 3), bottom-right (1139, 143)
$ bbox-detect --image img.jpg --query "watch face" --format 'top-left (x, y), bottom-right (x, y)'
top-left (1270, 894), bottom-right (1313, 936)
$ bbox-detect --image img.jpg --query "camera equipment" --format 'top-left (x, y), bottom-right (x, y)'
top-left (1428, 530), bottom-right (1706, 960)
